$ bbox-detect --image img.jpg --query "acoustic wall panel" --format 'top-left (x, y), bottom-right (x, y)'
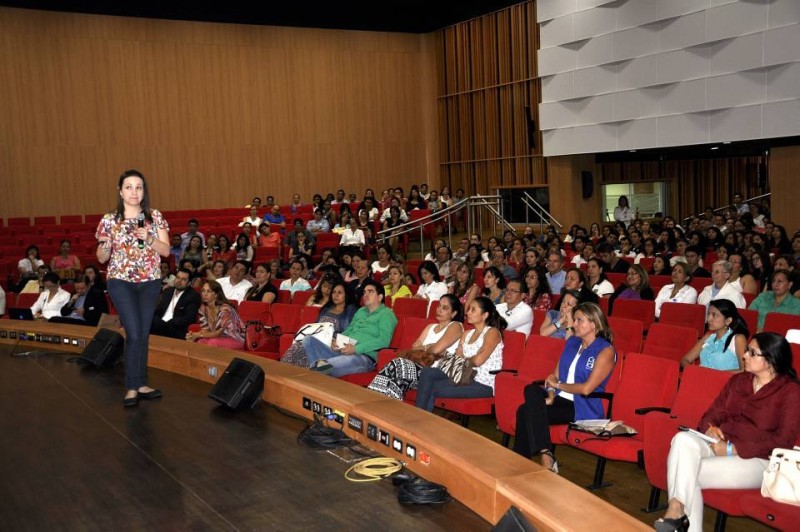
top-left (538, 0), bottom-right (800, 156)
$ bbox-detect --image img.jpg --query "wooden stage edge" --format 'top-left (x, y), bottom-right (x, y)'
top-left (0, 322), bottom-right (648, 531)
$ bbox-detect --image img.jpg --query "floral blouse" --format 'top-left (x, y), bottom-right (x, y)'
top-left (199, 303), bottom-right (245, 342)
top-left (95, 209), bottom-right (169, 282)
top-left (524, 292), bottom-right (552, 312)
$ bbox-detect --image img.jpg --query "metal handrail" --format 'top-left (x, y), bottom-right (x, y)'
top-left (681, 192), bottom-right (771, 222)
top-left (521, 191), bottom-right (562, 232)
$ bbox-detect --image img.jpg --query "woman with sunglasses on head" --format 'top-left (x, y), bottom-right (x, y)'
top-left (656, 332), bottom-right (800, 532)
top-left (96, 169), bottom-right (171, 407)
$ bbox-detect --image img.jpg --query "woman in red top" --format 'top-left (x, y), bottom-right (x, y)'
top-left (96, 170), bottom-right (171, 407)
top-left (656, 332), bottom-right (800, 532)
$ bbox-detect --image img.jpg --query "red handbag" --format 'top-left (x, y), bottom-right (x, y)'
top-left (245, 311), bottom-right (282, 353)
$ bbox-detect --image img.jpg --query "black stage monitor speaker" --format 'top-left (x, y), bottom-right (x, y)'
top-left (492, 506), bottom-right (537, 532)
top-left (581, 171), bottom-right (593, 199)
top-left (208, 358), bottom-right (264, 411)
top-left (79, 328), bottom-right (124, 369)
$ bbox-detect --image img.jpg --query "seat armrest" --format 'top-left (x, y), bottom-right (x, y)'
top-left (635, 406), bottom-right (671, 416)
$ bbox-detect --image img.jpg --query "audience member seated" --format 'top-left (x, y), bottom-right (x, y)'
top-left (150, 268), bottom-right (202, 339)
top-left (728, 252), bottom-right (759, 294)
top-left (597, 242), bottom-right (629, 274)
top-left (286, 218), bottom-right (316, 252)
top-left (306, 274), bottom-right (333, 307)
top-left (539, 289), bottom-right (583, 340)
top-left (186, 280), bottom-right (245, 349)
top-left (304, 280), bottom-right (397, 377)
top-left (697, 260), bottom-right (746, 310)
top-left (650, 254), bottom-right (670, 276)
top-left (160, 262), bottom-right (176, 290)
top-left (496, 279), bottom-right (533, 338)
top-left (608, 264), bottom-right (655, 314)
top-left (243, 262), bottom-right (278, 304)
top-left (50, 239), bottom-right (82, 283)
top-left (383, 265), bottom-right (413, 303)
top-left (263, 205), bottom-right (286, 230)
top-left (656, 333), bottom-right (800, 532)
top-left (280, 259), bottom-right (312, 295)
top-left (489, 247), bottom-right (518, 281)
top-left (684, 245), bottom-right (710, 279)
top-left (339, 216), bottom-right (366, 254)
top-left (49, 275), bottom-right (108, 327)
top-left (415, 296), bottom-right (506, 411)
top-left (434, 246), bottom-right (454, 283)
top-left (654, 262), bottom-right (698, 318)
top-left (31, 273), bottom-right (70, 320)
top-left (449, 260), bottom-right (481, 309)
top-left (217, 260), bottom-right (253, 302)
top-left (16, 245), bottom-right (44, 292)
top-left (368, 294), bottom-right (464, 400)
top-left (82, 266), bottom-right (105, 292)
top-left (514, 302), bottom-right (616, 472)
top-left (562, 267), bottom-right (599, 304)
top-left (281, 279), bottom-right (358, 367)
top-left (482, 266), bottom-right (507, 305)
top-left (680, 299), bottom-right (748, 371)
top-left (180, 235), bottom-right (205, 270)
top-left (180, 218), bottom-right (205, 250)
top-left (543, 249), bottom-right (567, 294)
top-left (414, 260), bottom-right (448, 305)
top-left (371, 244), bottom-right (392, 276)
top-left (239, 205), bottom-right (261, 228)
top-left (749, 269), bottom-right (800, 331)
top-left (257, 223), bottom-right (281, 249)
top-left (306, 208), bottom-right (330, 234)
top-left (586, 257), bottom-right (614, 298)
top-left (521, 265), bottom-right (552, 311)
top-left (232, 232), bottom-right (254, 263)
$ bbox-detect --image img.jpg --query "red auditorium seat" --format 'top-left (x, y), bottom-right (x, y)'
top-left (642, 323), bottom-right (698, 363)
top-left (607, 316), bottom-right (643, 355)
top-left (659, 302), bottom-right (706, 339)
top-left (611, 299), bottom-right (655, 332)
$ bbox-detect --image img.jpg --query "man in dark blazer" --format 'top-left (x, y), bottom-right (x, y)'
top-left (49, 276), bottom-right (108, 326)
top-left (150, 268), bottom-right (201, 339)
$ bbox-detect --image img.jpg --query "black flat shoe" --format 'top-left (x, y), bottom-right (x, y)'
top-left (138, 389), bottom-right (162, 400)
top-left (123, 395), bottom-right (139, 408)
top-left (654, 515), bottom-right (689, 532)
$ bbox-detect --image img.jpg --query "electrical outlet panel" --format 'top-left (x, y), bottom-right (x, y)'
top-left (302, 397), bottom-right (312, 410)
top-left (366, 423), bottom-right (378, 441)
top-left (378, 430), bottom-right (390, 446)
top-left (348, 415), bottom-right (364, 433)
top-left (406, 444), bottom-right (417, 461)
top-left (392, 437), bottom-right (403, 453)
top-left (333, 410), bottom-right (345, 424)
top-left (322, 406), bottom-right (333, 417)
top-left (312, 401), bottom-right (321, 414)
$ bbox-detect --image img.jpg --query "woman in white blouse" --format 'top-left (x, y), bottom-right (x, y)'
top-left (339, 217), bottom-right (366, 250)
top-left (31, 272), bottom-right (71, 320)
top-left (586, 258), bottom-right (615, 297)
top-left (613, 195), bottom-right (634, 228)
top-left (654, 262), bottom-right (698, 318)
top-left (414, 260), bottom-right (448, 303)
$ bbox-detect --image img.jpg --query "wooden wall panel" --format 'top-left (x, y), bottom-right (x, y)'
top-left (437, 1), bottom-right (544, 200)
top-left (0, 7), bottom-right (439, 218)
top-left (768, 146), bottom-right (800, 232)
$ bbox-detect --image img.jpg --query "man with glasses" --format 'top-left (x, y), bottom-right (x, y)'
top-left (305, 280), bottom-right (397, 377)
top-left (495, 279), bottom-right (533, 338)
top-left (151, 268), bottom-right (202, 339)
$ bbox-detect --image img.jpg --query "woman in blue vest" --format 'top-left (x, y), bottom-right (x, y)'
top-left (512, 302), bottom-right (616, 473)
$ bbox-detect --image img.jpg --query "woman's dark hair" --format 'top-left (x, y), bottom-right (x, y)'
top-left (618, 195), bottom-right (629, 208)
top-left (752, 249), bottom-right (773, 287)
top-left (217, 235), bottom-right (231, 251)
top-left (310, 275), bottom-right (333, 305)
top-left (672, 261), bottom-right (692, 283)
top-left (203, 279), bottom-right (233, 307)
top-left (752, 332), bottom-right (797, 381)
top-left (439, 294), bottom-right (465, 323)
top-left (521, 265), bottom-right (551, 301)
top-left (42, 272), bottom-right (61, 286)
top-left (236, 232), bottom-right (250, 251)
top-left (187, 235), bottom-right (203, 250)
top-left (83, 265), bottom-right (105, 289)
top-left (418, 260), bottom-right (441, 283)
top-left (482, 266), bottom-right (507, 291)
top-left (466, 243), bottom-right (484, 266)
top-left (25, 245), bottom-right (41, 260)
top-left (709, 299), bottom-right (749, 351)
top-left (556, 289), bottom-right (583, 312)
top-left (650, 254), bottom-right (669, 275)
top-left (471, 296), bottom-right (507, 332)
top-left (115, 169), bottom-right (152, 222)
top-left (212, 260), bottom-right (228, 276)
top-left (586, 258), bottom-right (608, 284)
top-left (451, 261), bottom-right (475, 298)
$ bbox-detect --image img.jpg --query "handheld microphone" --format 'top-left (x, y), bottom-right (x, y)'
top-left (137, 213), bottom-right (145, 249)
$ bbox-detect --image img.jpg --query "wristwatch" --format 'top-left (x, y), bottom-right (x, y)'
top-left (553, 320), bottom-right (562, 330)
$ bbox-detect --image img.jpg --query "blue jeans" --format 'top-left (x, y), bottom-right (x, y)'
top-left (107, 279), bottom-right (162, 390)
top-left (415, 367), bottom-right (494, 412)
top-left (304, 337), bottom-right (376, 377)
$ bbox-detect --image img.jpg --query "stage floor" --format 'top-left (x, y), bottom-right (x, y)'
top-left (0, 344), bottom-right (488, 531)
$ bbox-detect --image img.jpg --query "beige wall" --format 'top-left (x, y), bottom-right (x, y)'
top-left (0, 8), bottom-right (439, 218)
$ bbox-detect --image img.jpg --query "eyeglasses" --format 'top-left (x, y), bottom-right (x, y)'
top-left (201, 289), bottom-right (214, 294)
top-left (743, 347), bottom-right (765, 358)
top-left (505, 288), bottom-right (521, 294)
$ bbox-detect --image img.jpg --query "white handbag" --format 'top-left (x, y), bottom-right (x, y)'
top-left (293, 321), bottom-right (335, 347)
top-left (761, 446), bottom-right (800, 506)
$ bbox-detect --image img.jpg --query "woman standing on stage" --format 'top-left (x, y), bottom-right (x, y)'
top-left (96, 169), bottom-right (171, 407)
